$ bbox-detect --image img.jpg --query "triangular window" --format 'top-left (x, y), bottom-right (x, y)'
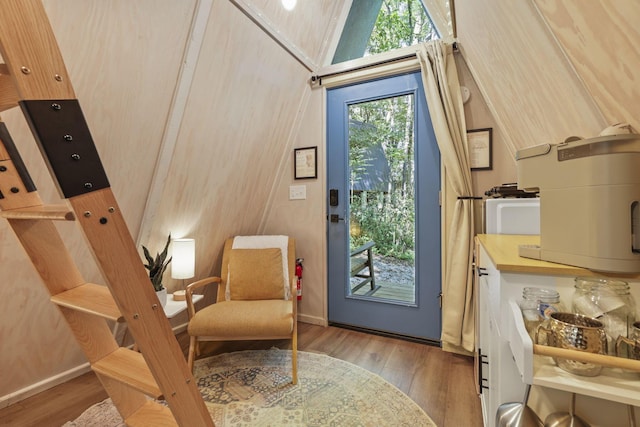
top-left (332, 0), bottom-right (439, 64)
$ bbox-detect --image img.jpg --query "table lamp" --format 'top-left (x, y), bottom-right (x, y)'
top-left (171, 238), bottom-right (195, 301)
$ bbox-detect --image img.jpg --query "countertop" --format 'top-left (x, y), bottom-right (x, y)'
top-left (476, 234), bottom-right (640, 279)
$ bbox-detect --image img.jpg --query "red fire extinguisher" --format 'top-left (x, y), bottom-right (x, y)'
top-left (295, 258), bottom-right (304, 300)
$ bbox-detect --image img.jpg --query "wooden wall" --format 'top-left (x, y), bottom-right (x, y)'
top-left (455, 0), bottom-right (639, 156)
top-left (2, 0), bottom-right (638, 406)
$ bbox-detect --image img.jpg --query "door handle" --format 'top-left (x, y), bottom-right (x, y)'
top-left (329, 214), bottom-right (345, 223)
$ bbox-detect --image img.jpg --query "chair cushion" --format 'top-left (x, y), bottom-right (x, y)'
top-left (188, 300), bottom-right (294, 338)
top-left (227, 248), bottom-right (284, 300)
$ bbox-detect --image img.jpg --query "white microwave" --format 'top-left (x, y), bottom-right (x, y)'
top-left (484, 198), bottom-right (540, 235)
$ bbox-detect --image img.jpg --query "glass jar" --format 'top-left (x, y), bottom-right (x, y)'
top-left (520, 287), bottom-right (564, 338)
top-left (572, 277), bottom-right (636, 355)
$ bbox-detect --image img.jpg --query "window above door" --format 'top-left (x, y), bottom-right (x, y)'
top-left (332, 0), bottom-right (440, 64)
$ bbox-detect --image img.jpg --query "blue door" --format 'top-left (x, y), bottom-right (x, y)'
top-left (327, 71), bottom-right (441, 342)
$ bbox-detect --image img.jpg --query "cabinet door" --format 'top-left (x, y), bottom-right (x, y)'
top-left (473, 242), bottom-right (484, 395)
top-left (477, 244), bottom-right (523, 427)
top-left (475, 242), bottom-right (492, 425)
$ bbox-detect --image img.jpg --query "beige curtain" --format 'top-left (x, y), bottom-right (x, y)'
top-left (417, 41), bottom-right (475, 353)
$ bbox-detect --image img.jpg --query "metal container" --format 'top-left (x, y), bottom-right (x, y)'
top-left (536, 312), bottom-right (607, 376)
top-left (616, 321), bottom-right (640, 360)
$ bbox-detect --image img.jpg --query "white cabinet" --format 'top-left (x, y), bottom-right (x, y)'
top-left (475, 234), bottom-right (640, 427)
top-left (475, 243), bottom-right (534, 427)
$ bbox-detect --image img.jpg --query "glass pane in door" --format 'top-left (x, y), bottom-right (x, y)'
top-left (348, 94), bottom-right (416, 304)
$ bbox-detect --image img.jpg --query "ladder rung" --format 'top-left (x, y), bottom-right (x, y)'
top-left (51, 283), bottom-right (123, 322)
top-left (126, 401), bottom-right (178, 427)
top-left (93, 348), bottom-right (163, 399)
top-left (0, 204), bottom-right (75, 220)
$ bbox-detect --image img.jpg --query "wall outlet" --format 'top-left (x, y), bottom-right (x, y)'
top-left (289, 185), bottom-right (306, 200)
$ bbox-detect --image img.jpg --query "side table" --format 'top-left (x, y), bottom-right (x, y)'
top-left (118, 293), bottom-right (204, 346)
top-left (164, 293), bottom-right (204, 318)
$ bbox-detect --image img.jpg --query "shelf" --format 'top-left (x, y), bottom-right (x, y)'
top-left (533, 356), bottom-right (640, 406)
top-left (164, 293), bottom-right (203, 318)
top-left (507, 299), bottom-right (640, 406)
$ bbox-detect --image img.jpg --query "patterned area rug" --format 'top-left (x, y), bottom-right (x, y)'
top-left (65, 349), bottom-right (436, 427)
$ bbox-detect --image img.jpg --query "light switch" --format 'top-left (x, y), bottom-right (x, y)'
top-left (289, 185), bottom-right (306, 200)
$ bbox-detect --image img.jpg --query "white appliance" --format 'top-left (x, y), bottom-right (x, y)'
top-left (485, 198), bottom-right (540, 235)
top-left (517, 133), bottom-right (640, 273)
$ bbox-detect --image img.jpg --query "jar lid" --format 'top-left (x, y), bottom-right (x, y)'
top-left (574, 276), bottom-right (629, 289)
top-left (522, 287), bottom-right (560, 301)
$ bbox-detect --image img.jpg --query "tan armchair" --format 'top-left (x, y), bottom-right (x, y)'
top-left (184, 235), bottom-right (298, 384)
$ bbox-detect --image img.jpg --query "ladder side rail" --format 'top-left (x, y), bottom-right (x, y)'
top-left (0, 120), bottom-right (40, 210)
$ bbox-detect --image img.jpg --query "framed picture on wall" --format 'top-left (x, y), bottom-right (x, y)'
top-left (294, 146), bottom-right (317, 179)
top-left (466, 128), bottom-right (493, 170)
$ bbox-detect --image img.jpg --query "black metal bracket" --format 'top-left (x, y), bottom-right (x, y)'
top-left (0, 122), bottom-right (36, 193)
top-left (19, 99), bottom-right (109, 198)
top-left (477, 349), bottom-right (489, 392)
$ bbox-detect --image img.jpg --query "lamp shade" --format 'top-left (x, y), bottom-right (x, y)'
top-left (171, 238), bottom-right (195, 279)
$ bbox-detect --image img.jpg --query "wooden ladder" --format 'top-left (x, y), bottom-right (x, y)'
top-left (0, 1), bottom-right (214, 426)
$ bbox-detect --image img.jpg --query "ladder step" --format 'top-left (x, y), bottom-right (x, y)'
top-left (0, 204), bottom-right (75, 220)
top-left (92, 348), bottom-right (163, 399)
top-left (126, 401), bottom-right (178, 427)
top-left (51, 283), bottom-right (123, 322)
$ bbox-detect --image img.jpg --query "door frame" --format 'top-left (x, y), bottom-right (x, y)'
top-left (325, 71), bottom-right (442, 342)
top-left (317, 62), bottom-right (450, 332)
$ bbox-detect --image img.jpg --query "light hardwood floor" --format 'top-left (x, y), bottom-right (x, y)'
top-left (0, 323), bottom-right (483, 427)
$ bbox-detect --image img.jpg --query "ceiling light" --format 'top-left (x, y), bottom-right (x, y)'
top-left (281, 0), bottom-right (297, 11)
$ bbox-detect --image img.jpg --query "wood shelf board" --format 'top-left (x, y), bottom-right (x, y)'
top-left (125, 400), bottom-right (178, 427)
top-left (51, 283), bottom-right (123, 322)
top-left (533, 356), bottom-right (640, 406)
top-left (0, 204), bottom-right (75, 220)
top-left (92, 348), bottom-right (163, 399)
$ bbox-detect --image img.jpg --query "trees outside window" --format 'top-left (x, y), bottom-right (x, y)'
top-left (333, 0), bottom-right (438, 64)
top-left (349, 94), bottom-right (415, 262)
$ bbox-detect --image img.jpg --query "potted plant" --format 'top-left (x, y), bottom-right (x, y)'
top-left (142, 233), bottom-right (172, 306)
